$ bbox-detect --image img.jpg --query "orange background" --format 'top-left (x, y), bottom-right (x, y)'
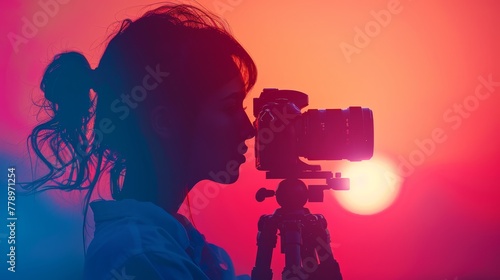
top-left (1, 0), bottom-right (500, 279)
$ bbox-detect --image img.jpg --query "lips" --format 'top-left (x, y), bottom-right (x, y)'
top-left (240, 145), bottom-right (248, 154)
top-left (237, 145), bottom-right (248, 163)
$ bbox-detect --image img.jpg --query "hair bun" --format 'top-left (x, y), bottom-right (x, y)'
top-left (41, 51), bottom-right (93, 106)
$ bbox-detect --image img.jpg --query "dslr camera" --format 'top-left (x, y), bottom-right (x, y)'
top-left (253, 88), bottom-right (374, 179)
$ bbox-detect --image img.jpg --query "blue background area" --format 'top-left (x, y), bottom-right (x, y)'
top-left (0, 156), bottom-right (84, 280)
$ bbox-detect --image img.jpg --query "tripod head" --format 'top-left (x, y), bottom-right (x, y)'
top-left (255, 171), bottom-right (350, 206)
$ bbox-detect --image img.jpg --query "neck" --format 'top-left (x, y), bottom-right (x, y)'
top-left (117, 153), bottom-right (194, 215)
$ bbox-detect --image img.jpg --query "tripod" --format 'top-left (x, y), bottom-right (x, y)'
top-left (251, 175), bottom-right (345, 280)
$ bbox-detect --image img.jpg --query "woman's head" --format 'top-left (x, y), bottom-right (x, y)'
top-left (28, 4), bottom-right (257, 209)
top-left (93, 4), bottom-right (257, 188)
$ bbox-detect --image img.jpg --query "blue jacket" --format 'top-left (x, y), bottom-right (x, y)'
top-left (84, 199), bottom-right (248, 280)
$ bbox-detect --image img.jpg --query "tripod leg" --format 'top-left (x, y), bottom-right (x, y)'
top-left (310, 215), bottom-right (343, 280)
top-left (281, 220), bottom-right (305, 280)
top-left (301, 228), bottom-right (320, 275)
top-left (251, 215), bottom-right (277, 280)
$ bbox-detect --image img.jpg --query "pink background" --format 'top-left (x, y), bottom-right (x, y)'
top-left (1, 0), bottom-right (500, 279)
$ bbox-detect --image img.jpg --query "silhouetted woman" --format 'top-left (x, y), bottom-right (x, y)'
top-left (25, 4), bottom-right (256, 279)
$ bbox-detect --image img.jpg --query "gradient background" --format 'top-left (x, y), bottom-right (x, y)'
top-left (1, 0), bottom-right (500, 279)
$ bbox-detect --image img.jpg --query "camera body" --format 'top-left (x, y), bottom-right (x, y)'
top-left (253, 88), bottom-right (374, 177)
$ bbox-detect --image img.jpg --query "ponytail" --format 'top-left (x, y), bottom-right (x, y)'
top-left (26, 51), bottom-right (99, 194)
top-left (41, 51), bottom-right (94, 132)
top-left (23, 51), bottom-right (106, 254)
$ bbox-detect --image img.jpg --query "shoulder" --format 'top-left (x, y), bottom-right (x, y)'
top-left (84, 199), bottom-right (197, 279)
top-left (111, 251), bottom-right (210, 280)
top-left (85, 250), bottom-right (210, 280)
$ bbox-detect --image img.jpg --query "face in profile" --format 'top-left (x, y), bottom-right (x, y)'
top-left (186, 76), bottom-right (255, 184)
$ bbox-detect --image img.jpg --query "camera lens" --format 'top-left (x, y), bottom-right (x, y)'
top-left (298, 107), bottom-right (373, 161)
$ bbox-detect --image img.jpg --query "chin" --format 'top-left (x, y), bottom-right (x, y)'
top-left (228, 173), bottom-right (240, 183)
top-left (219, 173), bottom-right (239, 184)
top-left (207, 166), bottom-right (240, 184)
